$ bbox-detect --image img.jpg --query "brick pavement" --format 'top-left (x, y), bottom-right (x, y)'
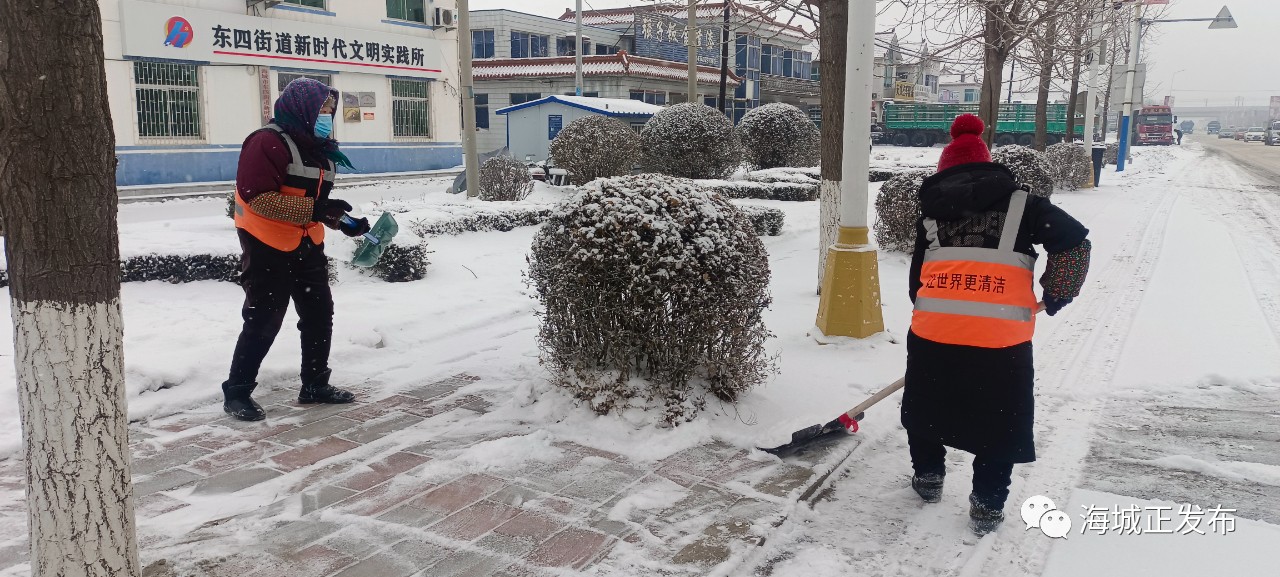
top-left (0, 374), bottom-right (856, 576)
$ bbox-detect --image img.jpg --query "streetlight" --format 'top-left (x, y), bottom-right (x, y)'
top-left (1117, 3), bottom-right (1236, 172)
top-left (1168, 68), bottom-right (1185, 101)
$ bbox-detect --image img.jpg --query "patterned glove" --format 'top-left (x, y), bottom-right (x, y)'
top-left (1043, 295), bottom-right (1073, 316)
top-left (312, 198), bottom-right (353, 225)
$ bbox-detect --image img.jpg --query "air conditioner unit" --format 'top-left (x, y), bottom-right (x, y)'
top-left (435, 8), bottom-right (454, 28)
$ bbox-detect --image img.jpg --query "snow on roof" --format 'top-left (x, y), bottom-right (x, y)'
top-left (560, 2), bottom-right (810, 38)
top-left (496, 95), bottom-right (665, 117)
top-left (473, 53), bottom-right (739, 86)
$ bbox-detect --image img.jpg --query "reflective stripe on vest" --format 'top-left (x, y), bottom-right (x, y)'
top-left (234, 125), bottom-right (335, 252)
top-left (911, 189), bottom-right (1038, 348)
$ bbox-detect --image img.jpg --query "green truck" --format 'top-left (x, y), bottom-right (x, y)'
top-left (882, 103), bottom-right (1083, 147)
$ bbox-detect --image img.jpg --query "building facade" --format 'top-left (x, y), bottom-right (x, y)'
top-left (104, 0), bottom-right (460, 186)
top-left (469, 9), bottom-right (738, 154)
top-left (938, 71), bottom-right (982, 104)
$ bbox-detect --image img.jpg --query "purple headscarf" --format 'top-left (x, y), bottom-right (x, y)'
top-left (272, 78), bottom-right (352, 168)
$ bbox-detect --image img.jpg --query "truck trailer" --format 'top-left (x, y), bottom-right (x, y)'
top-left (882, 102), bottom-right (1083, 147)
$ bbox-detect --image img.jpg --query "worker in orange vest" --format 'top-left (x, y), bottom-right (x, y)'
top-left (902, 115), bottom-right (1092, 535)
top-left (223, 78), bottom-right (370, 421)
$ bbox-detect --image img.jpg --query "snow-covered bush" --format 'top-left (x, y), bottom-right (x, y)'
top-left (737, 205), bottom-right (786, 236)
top-left (640, 103), bottom-right (742, 179)
top-left (355, 239), bottom-right (431, 282)
top-left (1045, 142), bottom-right (1094, 190)
top-left (1104, 142), bottom-right (1120, 166)
top-left (408, 207), bottom-right (553, 236)
top-left (991, 145), bottom-right (1053, 198)
top-left (699, 180), bottom-right (817, 202)
top-left (737, 103), bottom-right (820, 169)
top-left (874, 170), bottom-right (931, 253)
top-left (479, 155), bottom-right (534, 201)
top-left (549, 116), bottom-right (641, 185)
top-left (528, 174), bottom-right (774, 424)
top-left (120, 254), bottom-right (241, 284)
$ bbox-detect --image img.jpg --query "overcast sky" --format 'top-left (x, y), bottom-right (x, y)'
top-left (470, 0), bottom-right (1275, 107)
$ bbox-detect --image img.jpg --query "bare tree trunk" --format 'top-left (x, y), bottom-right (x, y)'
top-left (1100, 30), bottom-right (1118, 139)
top-left (978, 8), bottom-right (1008, 148)
top-left (1065, 10), bottom-right (1085, 142)
top-left (0, 1), bottom-right (141, 576)
top-left (1033, 18), bottom-right (1058, 151)
top-left (817, 0), bottom-right (847, 291)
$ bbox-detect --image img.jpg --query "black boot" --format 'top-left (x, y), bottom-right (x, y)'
top-left (968, 493), bottom-right (1006, 536)
top-left (222, 380), bottom-right (266, 421)
top-left (298, 369), bottom-right (356, 404)
top-left (911, 473), bottom-right (944, 503)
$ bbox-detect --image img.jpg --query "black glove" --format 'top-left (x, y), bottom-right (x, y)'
top-left (1043, 295), bottom-right (1073, 316)
top-left (339, 215), bottom-right (371, 238)
top-left (313, 198), bottom-right (353, 225)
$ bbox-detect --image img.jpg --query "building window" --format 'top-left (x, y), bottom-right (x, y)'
top-left (669, 93), bottom-right (688, 104)
top-left (283, 0), bottom-right (326, 8)
top-left (474, 94), bottom-right (489, 130)
top-left (472, 29), bottom-right (495, 59)
top-left (277, 72), bottom-right (333, 93)
top-left (925, 74), bottom-right (939, 93)
top-left (595, 44), bottom-right (618, 56)
top-left (511, 31), bottom-right (549, 59)
top-left (134, 61), bottom-right (202, 140)
top-left (385, 0), bottom-right (426, 23)
top-left (782, 50), bottom-right (793, 78)
top-left (510, 93), bottom-right (541, 105)
top-left (811, 62), bottom-right (821, 82)
top-left (964, 88), bottom-right (978, 103)
top-left (761, 44), bottom-right (773, 74)
top-left (630, 122), bottom-right (646, 133)
top-left (557, 37), bottom-right (591, 56)
top-left (391, 78), bottom-right (430, 137)
top-left (629, 90), bottom-right (666, 106)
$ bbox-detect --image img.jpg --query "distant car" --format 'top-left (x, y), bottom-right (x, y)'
top-left (1218, 128), bottom-right (1236, 139)
top-left (1244, 127), bottom-right (1266, 143)
top-left (1235, 130), bottom-right (1247, 141)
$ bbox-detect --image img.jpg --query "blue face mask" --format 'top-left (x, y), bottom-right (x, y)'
top-left (314, 114), bottom-right (333, 138)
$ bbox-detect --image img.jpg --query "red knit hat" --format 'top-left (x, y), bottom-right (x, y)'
top-left (937, 114), bottom-right (991, 172)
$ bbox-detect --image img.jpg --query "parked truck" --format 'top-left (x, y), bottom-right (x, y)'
top-left (882, 102), bottom-right (1082, 147)
top-left (1135, 105), bottom-right (1176, 146)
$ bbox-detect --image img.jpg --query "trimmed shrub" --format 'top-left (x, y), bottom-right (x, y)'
top-left (408, 207), bottom-right (554, 236)
top-left (354, 239), bottom-right (431, 282)
top-left (528, 174), bottom-right (774, 424)
top-left (737, 103), bottom-right (820, 169)
top-left (991, 145), bottom-right (1053, 198)
top-left (1045, 142), bottom-right (1094, 190)
top-left (641, 103), bottom-right (742, 179)
top-left (1104, 142), bottom-right (1120, 166)
top-left (699, 180), bottom-right (817, 202)
top-left (121, 254), bottom-right (241, 284)
top-left (874, 169), bottom-right (931, 253)
top-left (549, 116), bottom-right (642, 185)
top-left (479, 155), bottom-right (534, 201)
top-left (736, 205), bottom-right (785, 236)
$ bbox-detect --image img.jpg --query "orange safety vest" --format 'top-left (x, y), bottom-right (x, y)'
top-left (233, 124), bottom-right (335, 252)
top-left (911, 189), bottom-right (1038, 349)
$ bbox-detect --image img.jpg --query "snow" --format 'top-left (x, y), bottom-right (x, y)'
top-left (496, 95), bottom-right (664, 117)
top-left (2, 141), bottom-right (1279, 576)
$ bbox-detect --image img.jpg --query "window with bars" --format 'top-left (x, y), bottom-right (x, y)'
top-left (509, 93), bottom-right (541, 105)
top-left (474, 94), bottom-right (489, 130)
top-left (629, 90), bottom-right (666, 106)
top-left (391, 79), bottom-right (430, 138)
top-left (595, 44), bottom-right (618, 56)
top-left (277, 72), bottom-right (333, 93)
top-left (386, 0), bottom-right (426, 23)
top-left (134, 61), bottom-right (203, 140)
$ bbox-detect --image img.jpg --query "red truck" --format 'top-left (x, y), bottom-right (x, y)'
top-left (1135, 105), bottom-right (1176, 146)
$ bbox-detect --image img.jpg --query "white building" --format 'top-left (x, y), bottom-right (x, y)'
top-left (103, 0), bottom-right (460, 186)
top-left (496, 95), bottom-right (662, 163)
top-left (938, 71), bottom-right (981, 104)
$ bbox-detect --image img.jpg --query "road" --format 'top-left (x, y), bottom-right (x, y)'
top-left (1193, 134), bottom-right (1280, 182)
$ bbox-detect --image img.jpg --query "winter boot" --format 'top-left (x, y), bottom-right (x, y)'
top-left (911, 473), bottom-right (945, 503)
top-left (968, 493), bottom-right (1006, 536)
top-left (298, 369), bottom-right (356, 404)
top-left (222, 380), bottom-right (266, 421)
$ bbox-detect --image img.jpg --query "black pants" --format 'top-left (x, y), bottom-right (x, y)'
top-left (227, 229), bottom-right (333, 385)
top-left (908, 431), bottom-right (1014, 509)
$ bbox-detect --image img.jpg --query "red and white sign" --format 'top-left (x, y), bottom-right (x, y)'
top-left (120, 0), bottom-right (444, 78)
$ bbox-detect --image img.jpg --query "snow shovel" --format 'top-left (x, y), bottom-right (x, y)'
top-left (761, 302), bottom-right (1048, 457)
top-left (759, 377), bottom-right (905, 457)
top-left (347, 212), bottom-right (399, 268)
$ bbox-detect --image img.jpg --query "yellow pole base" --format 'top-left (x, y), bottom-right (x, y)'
top-left (1080, 159), bottom-right (1096, 189)
top-left (815, 226), bottom-right (885, 338)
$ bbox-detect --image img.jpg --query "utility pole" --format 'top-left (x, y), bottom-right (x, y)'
top-left (458, 0), bottom-right (480, 197)
top-left (718, 1), bottom-right (730, 112)
top-left (687, 0), bottom-right (698, 101)
top-left (1117, 2), bottom-right (1142, 172)
top-left (1082, 13), bottom-right (1104, 188)
top-left (815, 0), bottom-right (884, 339)
top-left (575, 0), bottom-right (583, 95)
top-left (1006, 58), bottom-right (1014, 103)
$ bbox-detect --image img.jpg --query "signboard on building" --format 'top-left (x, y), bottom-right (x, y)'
top-left (120, 0), bottom-right (444, 78)
top-left (939, 89), bottom-right (959, 104)
top-left (895, 81), bottom-right (915, 100)
top-left (548, 115), bottom-right (564, 140)
top-left (633, 13), bottom-right (719, 66)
